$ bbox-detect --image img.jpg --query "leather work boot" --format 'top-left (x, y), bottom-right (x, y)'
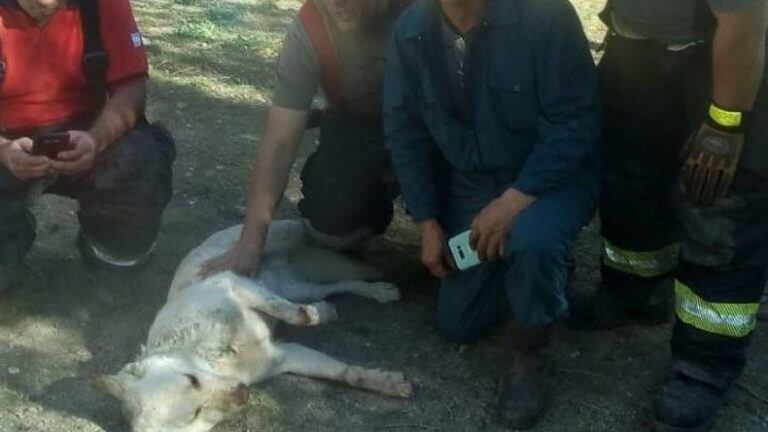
top-left (653, 374), bottom-right (724, 432)
top-left (567, 279), bottom-right (672, 331)
top-left (496, 326), bottom-right (553, 430)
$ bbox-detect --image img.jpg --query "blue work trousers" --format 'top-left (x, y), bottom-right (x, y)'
top-left (436, 171), bottom-right (596, 343)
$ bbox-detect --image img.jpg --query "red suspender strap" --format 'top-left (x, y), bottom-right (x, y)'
top-left (298, 0), bottom-right (345, 110)
top-left (0, 28), bottom-right (4, 84)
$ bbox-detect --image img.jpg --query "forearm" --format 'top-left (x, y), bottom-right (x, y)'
top-left (88, 79), bottom-right (147, 151)
top-left (711, 6), bottom-right (768, 110)
top-left (238, 139), bottom-right (299, 246)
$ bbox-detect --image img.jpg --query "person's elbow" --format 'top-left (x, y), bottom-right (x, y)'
top-left (260, 105), bottom-right (309, 154)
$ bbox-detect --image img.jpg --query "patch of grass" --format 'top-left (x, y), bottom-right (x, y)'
top-left (205, 1), bottom-right (243, 23)
top-left (173, 19), bottom-right (222, 40)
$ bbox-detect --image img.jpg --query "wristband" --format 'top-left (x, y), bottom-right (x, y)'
top-left (708, 103), bottom-right (743, 128)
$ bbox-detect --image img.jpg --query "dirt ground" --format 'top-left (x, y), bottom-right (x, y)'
top-left (1, 1), bottom-right (767, 431)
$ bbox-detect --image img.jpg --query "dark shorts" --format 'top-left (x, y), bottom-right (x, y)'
top-left (298, 114), bottom-right (398, 237)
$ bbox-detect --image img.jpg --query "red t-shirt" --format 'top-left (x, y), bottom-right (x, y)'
top-left (0, 0), bottom-right (148, 130)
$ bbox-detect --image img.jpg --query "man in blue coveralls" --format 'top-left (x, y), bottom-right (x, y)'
top-left (383, 0), bottom-right (600, 428)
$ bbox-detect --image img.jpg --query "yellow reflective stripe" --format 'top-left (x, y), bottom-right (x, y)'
top-left (602, 240), bottom-right (679, 278)
top-left (709, 103), bottom-right (742, 128)
top-left (674, 280), bottom-right (758, 338)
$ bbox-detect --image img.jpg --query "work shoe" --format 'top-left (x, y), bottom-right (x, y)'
top-left (567, 283), bottom-right (672, 331)
top-left (653, 374), bottom-right (723, 432)
top-left (496, 353), bottom-right (552, 430)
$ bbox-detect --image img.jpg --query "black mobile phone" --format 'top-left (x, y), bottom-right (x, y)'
top-left (31, 132), bottom-right (74, 159)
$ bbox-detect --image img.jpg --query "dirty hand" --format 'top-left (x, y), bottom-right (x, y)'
top-left (681, 105), bottom-right (745, 206)
top-left (50, 131), bottom-right (98, 175)
top-left (199, 241), bottom-right (264, 278)
top-left (0, 137), bottom-right (51, 180)
top-left (470, 188), bottom-right (535, 262)
top-left (418, 219), bottom-right (455, 279)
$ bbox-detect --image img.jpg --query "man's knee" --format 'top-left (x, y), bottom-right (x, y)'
top-left (302, 218), bottom-right (375, 251)
top-left (88, 121), bottom-right (175, 209)
top-left (298, 190), bottom-right (393, 245)
top-left (77, 122), bottom-right (175, 268)
top-left (505, 227), bottom-right (567, 266)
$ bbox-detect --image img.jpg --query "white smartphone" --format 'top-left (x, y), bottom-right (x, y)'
top-left (448, 230), bottom-right (482, 271)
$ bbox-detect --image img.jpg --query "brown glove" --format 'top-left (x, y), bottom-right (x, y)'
top-left (681, 121), bottom-right (744, 206)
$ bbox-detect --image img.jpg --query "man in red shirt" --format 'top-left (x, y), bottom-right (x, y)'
top-left (0, 0), bottom-right (175, 293)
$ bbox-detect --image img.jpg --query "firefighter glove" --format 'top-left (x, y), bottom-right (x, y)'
top-left (681, 103), bottom-right (746, 206)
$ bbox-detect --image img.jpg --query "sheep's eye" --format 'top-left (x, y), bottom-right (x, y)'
top-left (184, 374), bottom-right (201, 389)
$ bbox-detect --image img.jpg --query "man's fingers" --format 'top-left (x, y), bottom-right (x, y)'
top-left (10, 149), bottom-right (50, 168)
top-left (443, 247), bottom-right (458, 271)
top-left (198, 256), bottom-right (224, 277)
top-left (431, 262), bottom-right (449, 278)
top-left (469, 227), bottom-right (480, 250)
top-left (50, 157), bottom-right (89, 173)
top-left (423, 257), bottom-right (448, 279)
top-left (715, 168), bottom-right (734, 200)
top-left (690, 155), bottom-right (711, 201)
top-left (486, 235), bottom-right (504, 262)
top-left (475, 233), bottom-right (488, 262)
top-left (699, 167), bottom-right (721, 206)
top-left (56, 148), bottom-right (86, 161)
top-left (16, 138), bottom-right (35, 153)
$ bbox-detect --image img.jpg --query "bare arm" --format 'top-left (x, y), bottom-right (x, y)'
top-left (199, 106), bottom-right (308, 277)
top-left (681, 4), bottom-right (768, 204)
top-left (711, 4), bottom-right (768, 110)
top-left (90, 79), bottom-right (147, 151)
top-left (239, 106), bottom-right (309, 246)
top-left (50, 79), bottom-right (147, 175)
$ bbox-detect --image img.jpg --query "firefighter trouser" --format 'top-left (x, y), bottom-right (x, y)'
top-left (0, 121), bottom-right (176, 277)
top-left (437, 171), bottom-right (596, 343)
top-left (299, 114), bottom-right (398, 243)
top-left (599, 35), bottom-right (768, 388)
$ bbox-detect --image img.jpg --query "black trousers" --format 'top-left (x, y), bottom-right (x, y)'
top-left (298, 114), bottom-right (397, 237)
top-left (0, 121), bottom-right (175, 275)
top-left (599, 35), bottom-right (768, 388)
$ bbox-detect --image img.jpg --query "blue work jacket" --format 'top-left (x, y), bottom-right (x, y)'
top-left (383, 0), bottom-right (600, 222)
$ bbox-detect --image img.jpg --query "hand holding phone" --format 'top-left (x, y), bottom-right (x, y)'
top-left (31, 132), bottom-right (74, 159)
top-left (448, 230), bottom-right (482, 271)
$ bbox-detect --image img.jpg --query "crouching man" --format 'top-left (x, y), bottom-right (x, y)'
top-left (384, 0), bottom-right (599, 428)
top-left (201, 0), bottom-right (406, 278)
top-left (0, 0), bottom-right (175, 292)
